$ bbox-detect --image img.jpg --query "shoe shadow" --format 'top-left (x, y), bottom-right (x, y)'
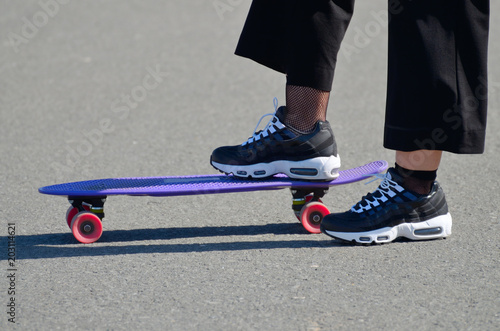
top-left (4, 223), bottom-right (345, 260)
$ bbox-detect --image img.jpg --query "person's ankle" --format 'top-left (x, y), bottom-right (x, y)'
top-left (395, 163), bottom-right (437, 195)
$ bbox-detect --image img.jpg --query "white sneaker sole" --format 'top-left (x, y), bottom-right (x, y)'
top-left (212, 155), bottom-right (341, 181)
top-left (323, 213), bottom-right (452, 244)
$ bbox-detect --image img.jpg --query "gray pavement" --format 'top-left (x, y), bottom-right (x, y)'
top-left (1, 1), bottom-right (499, 330)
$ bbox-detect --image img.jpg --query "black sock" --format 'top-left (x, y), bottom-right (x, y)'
top-left (395, 163), bottom-right (437, 195)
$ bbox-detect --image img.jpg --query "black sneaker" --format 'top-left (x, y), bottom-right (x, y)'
top-left (210, 102), bottom-right (341, 180)
top-left (321, 168), bottom-right (452, 244)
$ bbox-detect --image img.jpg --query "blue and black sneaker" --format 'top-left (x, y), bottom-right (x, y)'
top-left (321, 167), bottom-right (452, 244)
top-left (210, 102), bottom-right (341, 180)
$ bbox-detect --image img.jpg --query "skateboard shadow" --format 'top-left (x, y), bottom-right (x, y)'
top-left (1, 223), bottom-right (347, 260)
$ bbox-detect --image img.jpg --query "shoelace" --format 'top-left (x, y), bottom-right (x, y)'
top-left (242, 98), bottom-right (280, 146)
top-left (351, 174), bottom-right (401, 211)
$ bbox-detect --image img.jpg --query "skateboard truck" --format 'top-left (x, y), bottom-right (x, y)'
top-left (291, 188), bottom-right (329, 234)
top-left (291, 188), bottom-right (328, 214)
top-left (68, 196), bottom-right (107, 220)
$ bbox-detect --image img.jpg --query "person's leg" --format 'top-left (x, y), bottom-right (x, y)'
top-left (282, 0), bottom-right (353, 133)
top-left (395, 150), bottom-right (442, 195)
top-left (384, 0), bottom-right (489, 153)
top-left (395, 150), bottom-right (442, 171)
top-left (285, 85), bottom-right (329, 133)
top-left (321, 0), bottom-right (489, 244)
top-left (211, 0), bottom-right (354, 180)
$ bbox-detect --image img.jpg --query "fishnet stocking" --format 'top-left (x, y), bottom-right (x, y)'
top-left (285, 85), bottom-right (330, 133)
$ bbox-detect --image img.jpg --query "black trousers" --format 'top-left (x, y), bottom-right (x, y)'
top-left (235, 0), bottom-right (490, 154)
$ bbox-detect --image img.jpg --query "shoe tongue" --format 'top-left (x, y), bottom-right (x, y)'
top-left (386, 167), bottom-right (404, 184)
top-left (274, 106), bottom-right (303, 135)
top-left (386, 168), bottom-right (395, 181)
top-left (275, 106), bottom-right (287, 123)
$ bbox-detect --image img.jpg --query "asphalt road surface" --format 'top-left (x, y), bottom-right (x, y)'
top-left (1, 1), bottom-right (499, 330)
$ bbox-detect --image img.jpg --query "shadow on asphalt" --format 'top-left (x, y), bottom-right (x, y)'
top-left (2, 223), bottom-right (347, 260)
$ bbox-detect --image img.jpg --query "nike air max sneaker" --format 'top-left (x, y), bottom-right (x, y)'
top-left (210, 103), bottom-right (341, 180)
top-left (321, 168), bottom-right (452, 244)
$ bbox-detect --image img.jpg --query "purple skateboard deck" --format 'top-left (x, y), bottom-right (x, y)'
top-left (38, 160), bottom-right (388, 243)
top-left (39, 160), bottom-right (388, 198)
